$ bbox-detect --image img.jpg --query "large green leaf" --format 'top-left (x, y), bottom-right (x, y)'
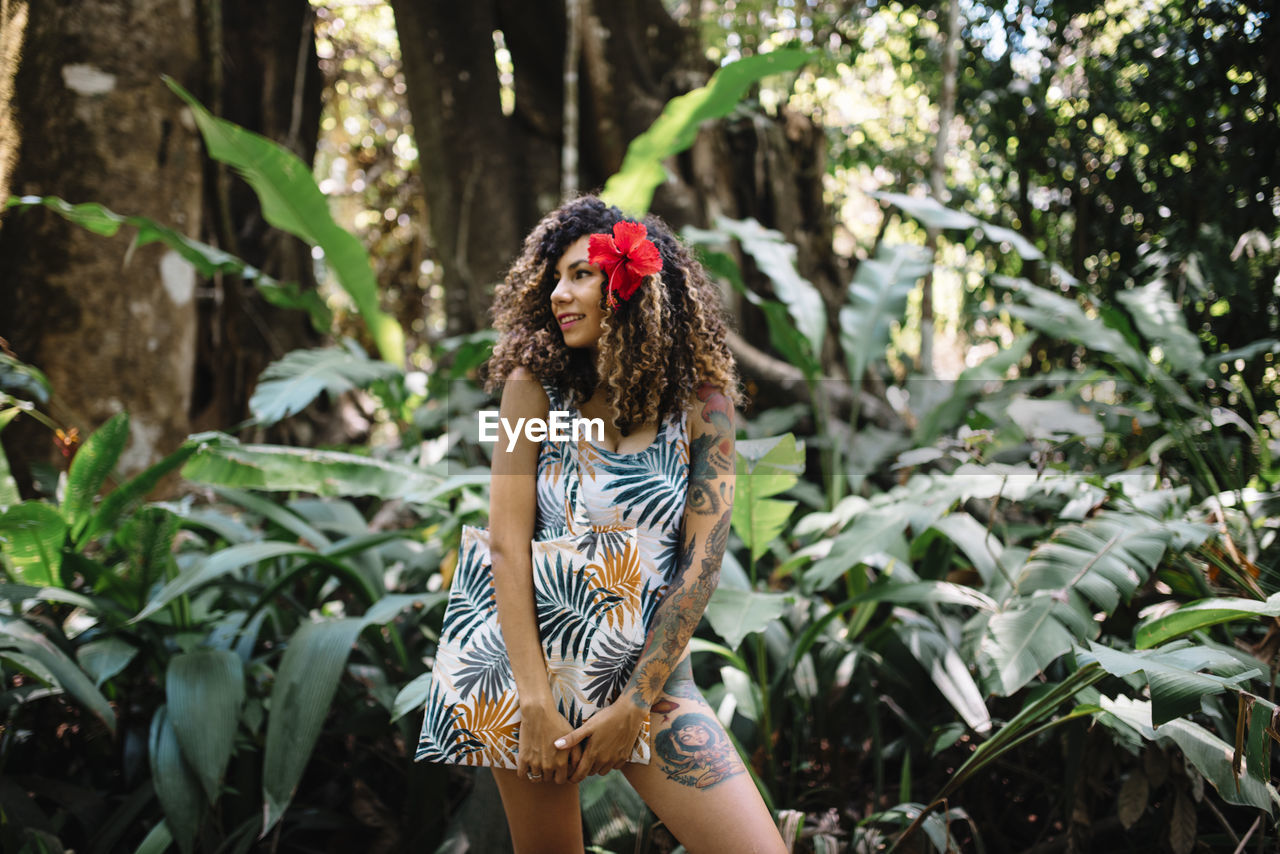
top-left (1081, 640), bottom-right (1260, 726)
top-left (0, 352), bottom-right (52, 404)
top-left (1098, 694), bottom-right (1277, 812)
top-left (1135, 593), bottom-right (1280, 649)
top-left (994, 277), bottom-right (1154, 380)
top-left (131, 541), bottom-right (317, 623)
top-left (261, 593), bottom-right (438, 833)
top-left (978, 511), bottom-right (1173, 695)
top-left (4, 195), bottom-right (331, 333)
top-left (0, 411), bottom-right (18, 509)
top-left (895, 613), bottom-right (992, 734)
top-left (711, 217), bottom-right (826, 360)
top-left (1014, 512), bottom-right (1170, 613)
top-left (148, 705), bottom-right (203, 854)
top-left (705, 587), bottom-right (794, 649)
top-left (977, 595), bottom-right (1088, 696)
top-left (166, 649), bottom-right (245, 802)
top-left (685, 235), bottom-right (820, 378)
top-left (600, 50), bottom-right (810, 214)
top-left (0, 501), bottom-right (67, 586)
top-left (875, 192), bottom-right (1044, 261)
top-left (80, 441), bottom-right (199, 545)
top-left (802, 507), bottom-right (911, 593)
top-left (78, 637), bottom-right (139, 687)
top-left (164, 79), bottom-right (403, 365)
top-left (181, 432), bottom-right (442, 499)
top-left (732, 434), bottom-right (804, 564)
top-left (249, 344), bottom-right (402, 426)
top-left (1115, 280), bottom-right (1205, 380)
top-left (63, 412), bottom-right (129, 536)
top-left (0, 618), bottom-right (115, 733)
top-left (839, 244), bottom-right (933, 386)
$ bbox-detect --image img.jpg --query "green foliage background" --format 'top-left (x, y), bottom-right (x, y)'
top-left (1, 1), bottom-right (1278, 852)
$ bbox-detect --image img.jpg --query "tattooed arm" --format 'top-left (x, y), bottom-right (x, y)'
top-left (557, 383), bottom-right (736, 782)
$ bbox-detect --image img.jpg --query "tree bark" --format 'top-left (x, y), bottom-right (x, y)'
top-left (0, 0), bottom-right (25, 208)
top-left (0, 0), bottom-right (325, 487)
top-left (0, 0), bottom-right (205, 483)
top-left (391, 0), bottom-right (842, 386)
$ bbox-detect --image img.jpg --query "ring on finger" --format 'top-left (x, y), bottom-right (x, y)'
top-left (526, 771), bottom-right (543, 781)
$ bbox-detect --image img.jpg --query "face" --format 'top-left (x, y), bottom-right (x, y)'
top-left (676, 724), bottom-right (711, 748)
top-left (549, 234), bottom-right (606, 351)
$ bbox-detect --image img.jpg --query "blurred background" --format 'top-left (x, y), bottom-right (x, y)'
top-left (0, 0), bottom-right (1278, 852)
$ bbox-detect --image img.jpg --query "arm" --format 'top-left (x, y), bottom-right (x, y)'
top-left (489, 368), bottom-right (581, 783)
top-left (558, 384), bottom-right (736, 781)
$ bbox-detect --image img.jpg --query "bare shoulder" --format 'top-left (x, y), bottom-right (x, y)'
top-left (499, 365), bottom-right (550, 419)
top-left (686, 383), bottom-right (736, 438)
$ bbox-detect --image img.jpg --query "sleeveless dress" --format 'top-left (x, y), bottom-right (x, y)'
top-left (536, 384), bottom-right (690, 635)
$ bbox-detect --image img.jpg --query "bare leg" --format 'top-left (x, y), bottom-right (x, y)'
top-left (491, 769), bottom-right (584, 854)
top-left (621, 662), bottom-right (787, 854)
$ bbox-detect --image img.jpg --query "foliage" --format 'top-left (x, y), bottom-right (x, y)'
top-left (601, 49), bottom-right (811, 215)
top-left (164, 77), bottom-right (405, 367)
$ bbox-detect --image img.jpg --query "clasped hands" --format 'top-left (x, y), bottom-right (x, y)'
top-left (516, 698), bottom-right (647, 785)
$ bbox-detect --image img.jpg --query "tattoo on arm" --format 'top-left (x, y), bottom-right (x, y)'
top-left (628, 508), bottom-right (732, 709)
top-left (626, 386), bottom-right (735, 711)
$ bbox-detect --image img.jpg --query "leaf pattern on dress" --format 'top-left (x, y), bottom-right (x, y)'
top-left (571, 525), bottom-right (632, 562)
top-left (641, 576), bottom-right (669, 630)
top-left (457, 689), bottom-right (521, 767)
top-left (596, 437), bottom-right (688, 531)
top-left (440, 533), bottom-right (496, 647)
top-left (416, 681), bottom-right (484, 763)
top-left (534, 548), bottom-right (621, 660)
top-left (590, 537), bottom-right (643, 630)
top-left (419, 382), bottom-right (681, 769)
top-left (452, 628), bottom-right (513, 700)
top-left (583, 631), bottom-right (644, 707)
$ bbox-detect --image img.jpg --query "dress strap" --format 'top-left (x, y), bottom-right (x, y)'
top-left (540, 382), bottom-right (592, 534)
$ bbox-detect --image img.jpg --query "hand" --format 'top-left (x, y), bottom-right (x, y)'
top-left (517, 700), bottom-right (581, 785)
top-left (555, 700), bottom-right (647, 784)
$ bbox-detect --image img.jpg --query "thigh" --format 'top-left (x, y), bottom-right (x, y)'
top-left (491, 768), bottom-right (583, 854)
top-left (621, 665), bottom-right (787, 854)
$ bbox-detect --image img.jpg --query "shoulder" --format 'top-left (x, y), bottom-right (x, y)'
top-left (499, 365), bottom-right (551, 418)
top-left (685, 383), bottom-right (736, 437)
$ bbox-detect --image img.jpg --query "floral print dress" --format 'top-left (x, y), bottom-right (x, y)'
top-left (415, 384), bottom-right (689, 767)
top-left (535, 384), bottom-right (691, 633)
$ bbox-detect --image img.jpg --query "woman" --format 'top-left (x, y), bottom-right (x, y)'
top-left (479, 195), bottom-right (787, 853)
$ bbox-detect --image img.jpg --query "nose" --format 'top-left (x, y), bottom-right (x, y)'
top-left (550, 274), bottom-right (570, 304)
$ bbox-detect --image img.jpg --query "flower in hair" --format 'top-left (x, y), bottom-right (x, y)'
top-left (588, 221), bottom-right (663, 310)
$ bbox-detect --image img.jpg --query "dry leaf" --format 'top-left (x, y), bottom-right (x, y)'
top-left (1117, 772), bottom-right (1149, 829)
top-left (1169, 790), bottom-right (1196, 854)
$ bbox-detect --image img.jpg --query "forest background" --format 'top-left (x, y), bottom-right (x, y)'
top-left (0, 0), bottom-right (1278, 852)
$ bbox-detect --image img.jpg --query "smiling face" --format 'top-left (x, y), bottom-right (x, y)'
top-left (549, 234), bottom-right (607, 351)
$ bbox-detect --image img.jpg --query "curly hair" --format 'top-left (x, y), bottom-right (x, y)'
top-left (483, 195), bottom-right (742, 434)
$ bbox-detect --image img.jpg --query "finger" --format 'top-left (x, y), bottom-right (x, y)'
top-left (554, 722), bottom-right (591, 751)
top-left (570, 752), bottom-right (597, 784)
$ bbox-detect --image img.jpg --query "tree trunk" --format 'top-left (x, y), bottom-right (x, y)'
top-left (391, 0), bottom-right (841, 381)
top-left (0, 0), bottom-right (25, 208)
top-left (0, 0), bottom-right (206, 484)
top-left (0, 0), bottom-right (324, 488)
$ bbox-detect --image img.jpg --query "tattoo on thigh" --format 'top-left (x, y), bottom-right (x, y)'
top-left (653, 711), bottom-right (746, 789)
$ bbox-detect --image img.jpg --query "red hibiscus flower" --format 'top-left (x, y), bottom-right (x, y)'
top-left (587, 221), bottom-right (663, 309)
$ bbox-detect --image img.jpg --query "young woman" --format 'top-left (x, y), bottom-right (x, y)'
top-left (478, 195), bottom-right (786, 854)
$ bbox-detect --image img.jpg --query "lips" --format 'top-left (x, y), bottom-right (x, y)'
top-left (558, 313), bottom-right (585, 328)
